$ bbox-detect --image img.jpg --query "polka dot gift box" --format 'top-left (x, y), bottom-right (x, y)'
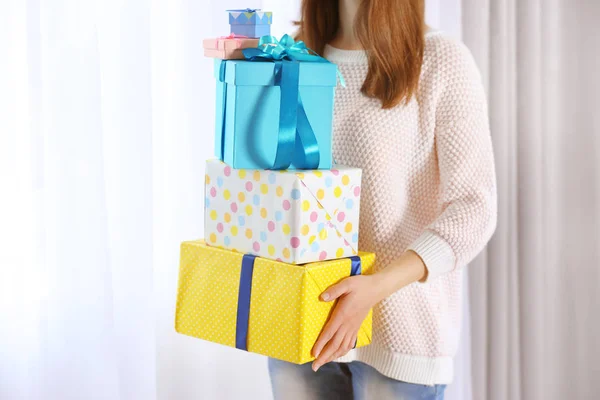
top-left (204, 159), bottom-right (362, 264)
top-left (175, 240), bottom-right (375, 364)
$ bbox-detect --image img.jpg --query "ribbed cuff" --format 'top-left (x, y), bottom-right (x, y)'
top-left (407, 231), bottom-right (456, 282)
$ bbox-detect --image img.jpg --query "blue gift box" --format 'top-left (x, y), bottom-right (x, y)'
top-left (228, 10), bottom-right (272, 38)
top-left (214, 59), bottom-right (337, 170)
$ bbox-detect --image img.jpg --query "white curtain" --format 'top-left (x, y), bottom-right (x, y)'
top-left (0, 0), bottom-right (469, 399)
top-left (0, 1), bottom-right (158, 398)
top-left (462, 1), bottom-right (600, 399)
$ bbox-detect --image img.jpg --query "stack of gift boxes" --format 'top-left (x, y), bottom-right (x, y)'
top-left (175, 9), bottom-right (376, 364)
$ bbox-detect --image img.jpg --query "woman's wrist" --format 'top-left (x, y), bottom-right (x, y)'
top-left (371, 250), bottom-right (428, 302)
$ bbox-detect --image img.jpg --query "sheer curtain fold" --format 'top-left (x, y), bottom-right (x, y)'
top-left (463, 0), bottom-right (600, 399)
top-left (0, 1), bottom-right (274, 399)
top-left (1, 1), bottom-right (157, 399)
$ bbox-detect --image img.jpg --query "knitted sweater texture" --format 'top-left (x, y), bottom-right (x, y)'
top-left (327, 32), bottom-right (498, 385)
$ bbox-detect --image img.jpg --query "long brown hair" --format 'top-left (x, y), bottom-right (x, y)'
top-left (297, 0), bottom-right (425, 109)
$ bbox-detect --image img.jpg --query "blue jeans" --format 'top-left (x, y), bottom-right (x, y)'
top-left (269, 359), bottom-right (446, 400)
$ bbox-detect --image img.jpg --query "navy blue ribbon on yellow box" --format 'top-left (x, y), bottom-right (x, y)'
top-left (235, 255), bottom-right (362, 351)
top-left (217, 34), bottom-right (344, 171)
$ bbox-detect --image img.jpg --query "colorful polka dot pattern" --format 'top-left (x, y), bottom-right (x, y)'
top-left (204, 160), bottom-right (362, 264)
top-left (175, 240), bottom-right (376, 364)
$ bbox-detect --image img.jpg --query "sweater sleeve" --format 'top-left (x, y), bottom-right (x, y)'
top-left (408, 38), bottom-right (498, 282)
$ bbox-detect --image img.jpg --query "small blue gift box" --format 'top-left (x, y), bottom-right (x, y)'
top-left (213, 59), bottom-right (337, 170)
top-left (228, 9), bottom-right (273, 38)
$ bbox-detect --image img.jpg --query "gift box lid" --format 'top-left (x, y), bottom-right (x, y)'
top-left (228, 10), bottom-right (272, 25)
top-left (213, 59), bottom-right (338, 87)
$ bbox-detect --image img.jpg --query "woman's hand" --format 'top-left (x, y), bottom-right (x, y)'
top-left (311, 250), bottom-right (428, 372)
top-left (311, 274), bottom-right (381, 372)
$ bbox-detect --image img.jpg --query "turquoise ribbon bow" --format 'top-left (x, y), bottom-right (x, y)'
top-left (241, 34), bottom-right (342, 170)
top-left (243, 35), bottom-right (345, 85)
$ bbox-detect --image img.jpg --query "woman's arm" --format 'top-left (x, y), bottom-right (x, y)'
top-left (407, 38), bottom-right (497, 282)
top-left (312, 37), bottom-right (497, 371)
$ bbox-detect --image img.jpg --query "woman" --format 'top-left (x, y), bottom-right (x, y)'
top-left (269, 0), bottom-right (497, 399)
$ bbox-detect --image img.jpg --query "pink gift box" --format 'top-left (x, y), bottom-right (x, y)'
top-left (203, 36), bottom-right (259, 60)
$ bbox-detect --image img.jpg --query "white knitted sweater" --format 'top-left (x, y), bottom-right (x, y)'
top-left (328, 32), bottom-right (497, 385)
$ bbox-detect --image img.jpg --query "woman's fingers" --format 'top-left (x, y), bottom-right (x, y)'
top-left (316, 331), bottom-right (357, 372)
top-left (312, 329), bottom-right (346, 372)
top-left (311, 276), bottom-right (366, 372)
top-left (330, 332), bottom-right (355, 361)
top-left (321, 278), bottom-right (353, 302)
top-left (312, 316), bottom-right (341, 358)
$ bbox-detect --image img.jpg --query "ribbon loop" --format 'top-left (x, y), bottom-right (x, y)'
top-left (272, 60), bottom-right (300, 170)
top-left (216, 61), bottom-right (228, 161)
top-left (241, 34), bottom-right (340, 170)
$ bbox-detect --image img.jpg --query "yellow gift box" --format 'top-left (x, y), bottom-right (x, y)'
top-left (175, 240), bottom-right (375, 364)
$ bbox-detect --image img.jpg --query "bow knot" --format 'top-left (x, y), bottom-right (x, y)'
top-left (226, 8), bottom-right (261, 13)
top-left (243, 35), bottom-right (346, 87)
top-left (219, 33), bottom-right (248, 39)
top-left (243, 34), bottom-right (321, 62)
top-left (217, 33), bottom-right (250, 49)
